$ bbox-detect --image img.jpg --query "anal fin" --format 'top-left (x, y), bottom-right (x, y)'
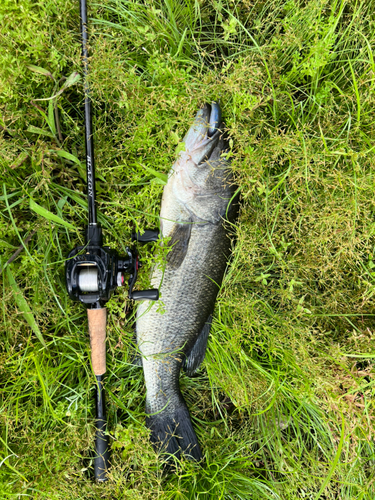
top-left (183, 315), bottom-right (212, 377)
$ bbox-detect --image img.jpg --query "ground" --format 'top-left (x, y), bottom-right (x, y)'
top-left (0, 0), bottom-right (374, 498)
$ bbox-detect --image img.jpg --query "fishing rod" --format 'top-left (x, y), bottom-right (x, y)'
top-left (65, 0), bottom-right (159, 482)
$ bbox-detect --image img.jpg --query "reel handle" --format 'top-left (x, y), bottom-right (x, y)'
top-left (87, 308), bottom-right (110, 481)
top-left (131, 289), bottom-right (159, 301)
top-left (132, 229), bottom-right (159, 243)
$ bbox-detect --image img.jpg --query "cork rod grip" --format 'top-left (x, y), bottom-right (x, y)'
top-left (87, 308), bottom-right (107, 376)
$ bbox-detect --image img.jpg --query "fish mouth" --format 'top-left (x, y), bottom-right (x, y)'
top-left (180, 101), bottom-right (223, 167)
top-left (191, 101), bottom-right (222, 139)
top-left (207, 101), bottom-right (222, 137)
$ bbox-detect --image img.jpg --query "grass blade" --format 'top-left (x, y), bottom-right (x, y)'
top-left (139, 163), bottom-right (168, 184)
top-left (27, 64), bottom-right (54, 80)
top-left (34, 71), bottom-right (81, 101)
top-left (29, 199), bottom-right (76, 230)
top-left (6, 266), bottom-right (47, 348)
top-left (56, 150), bottom-right (82, 166)
top-left (313, 414), bottom-right (345, 500)
top-left (26, 125), bottom-right (55, 139)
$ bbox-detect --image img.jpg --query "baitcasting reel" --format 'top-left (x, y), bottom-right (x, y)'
top-left (66, 224), bottom-right (159, 306)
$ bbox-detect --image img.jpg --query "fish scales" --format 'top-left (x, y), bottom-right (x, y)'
top-left (140, 223), bottom-right (230, 405)
top-left (136, 102), bottom-right (237, 461)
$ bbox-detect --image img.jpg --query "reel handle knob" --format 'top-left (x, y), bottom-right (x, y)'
top-left (132, 229), bottom-right (159, 243)
top-left (131, 289), bottom-right (159, 301)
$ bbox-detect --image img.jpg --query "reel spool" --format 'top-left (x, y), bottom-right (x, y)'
top-left (78, 265), bottom-right (99, 292)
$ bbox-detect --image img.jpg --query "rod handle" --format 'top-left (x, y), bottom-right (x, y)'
top-left (94, 375), bottom-right (110, 481)
top-left (87, 308), bottom-right (107, 376)
top-left (87, 308), bottom-right (110, 480)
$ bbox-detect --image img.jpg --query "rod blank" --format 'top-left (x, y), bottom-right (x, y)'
top-left (80, 0), bottom-right (110, 481)
top-left (80, 0), bottom-right (97, 226)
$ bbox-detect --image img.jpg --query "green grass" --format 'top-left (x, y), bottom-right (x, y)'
top-left (1, 0), bottom-right (375, 498)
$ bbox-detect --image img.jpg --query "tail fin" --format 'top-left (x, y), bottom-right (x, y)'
top-left (146, 401), bottom-right (202, 461)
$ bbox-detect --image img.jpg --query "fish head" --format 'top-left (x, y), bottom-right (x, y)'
top-left (163, 103), bottom-right (234, 226)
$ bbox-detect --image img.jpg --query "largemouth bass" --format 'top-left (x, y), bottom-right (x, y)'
top-left (136, 102), bottom-right (237, 461)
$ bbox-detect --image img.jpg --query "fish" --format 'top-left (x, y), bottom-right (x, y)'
top-left (136, 102), bottom-right (238, 461)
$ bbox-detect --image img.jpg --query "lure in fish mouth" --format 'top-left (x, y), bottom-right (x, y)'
top-left (136, 102), bottom-right (238, 462)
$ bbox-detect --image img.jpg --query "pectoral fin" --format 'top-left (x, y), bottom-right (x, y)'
top-left (183, 315), bottom-right (212, 377)
top-left (166, 222), bottom-right (192, 269)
